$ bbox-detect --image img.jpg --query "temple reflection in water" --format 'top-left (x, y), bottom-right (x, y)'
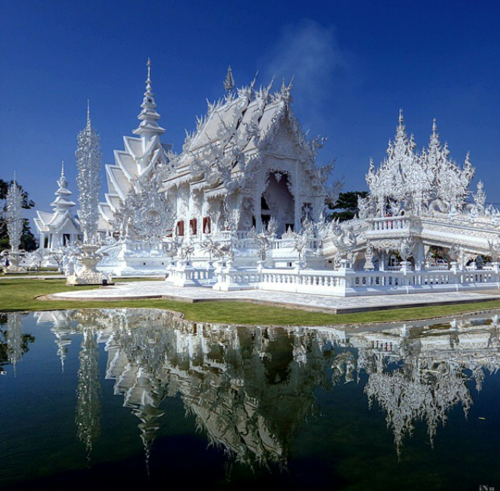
top-left (18, 309), bottom-right (500, 467)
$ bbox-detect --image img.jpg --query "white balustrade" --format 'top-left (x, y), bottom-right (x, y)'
top-left (370, 216), bottom-right (410, 232)
top-left (209, 265), bottom-right (500, 297)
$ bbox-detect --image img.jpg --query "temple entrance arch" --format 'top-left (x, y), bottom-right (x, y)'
top-left (261, 171), bottom-right (295, 235)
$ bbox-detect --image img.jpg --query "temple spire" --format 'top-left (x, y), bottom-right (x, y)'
top-left (57, 161), bottom-right (69, 190)
top-left (52, 160), bottom-right (76, 212)
top-left (133, 58), bottom-right (165, 139)
top-left (146, 58), bottom-right (152, 92)
top-left (398, 108), bottom-right (404, 128)
top-left (223, 65), bottom-right (235, 96)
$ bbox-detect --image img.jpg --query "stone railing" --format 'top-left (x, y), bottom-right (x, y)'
top-left (271, 238), bottom-right (320, 251)
top-left (210, 265), bottom-right (500, 297)
top-left (166, 260), bottom-right (215, 287)
top-left (426, 263), bottom-right (449, 271)
top-left (369, 216), bottom-right (410, 232)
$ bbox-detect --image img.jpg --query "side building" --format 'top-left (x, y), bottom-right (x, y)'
top-left (34, 163), bottom-right (82, 251)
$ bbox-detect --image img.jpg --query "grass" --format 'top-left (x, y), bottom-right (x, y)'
top-left (1, 278), bottom-right (500, 326)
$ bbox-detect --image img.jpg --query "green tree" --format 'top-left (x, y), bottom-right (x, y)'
top-left (0, 179), bottom-right (37, 252)
top-left (328, 191), bottom-right (368, 221)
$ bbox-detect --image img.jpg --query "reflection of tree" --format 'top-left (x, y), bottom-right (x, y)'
top-left (0, 313), bottom-right (35, 374)
top-left (75, 326), bottom-right (101, 460)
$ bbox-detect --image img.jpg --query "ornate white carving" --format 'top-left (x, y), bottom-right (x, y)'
top-left (76, 104), bottom-right (101, 244)
top-left (112, 172), bottom-right (174, 241)
top-left (5, 180), bottom-right (24, 252)
top-left (365, 113), bottom-right (474, 217)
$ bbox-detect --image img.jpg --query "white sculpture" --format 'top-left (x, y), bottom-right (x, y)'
top-left (76, 102), bottom-right (101, 244)
top-left (67, 103), bottom-right (110, 285)
top-left (3, 178), bottom-right (26, 273)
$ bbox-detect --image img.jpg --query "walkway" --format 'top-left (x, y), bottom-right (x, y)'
top-left (49, 281), bottom-right (500, 314)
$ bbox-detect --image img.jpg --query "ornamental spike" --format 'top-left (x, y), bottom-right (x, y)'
top-left (86, 100), bottom-right (91, 130)
top-left (398, 108), bottom-right (404, 127)
top-left (146, 57), bottom-right (152, 94)
top-left (223, 65), bottom-right (235, 96)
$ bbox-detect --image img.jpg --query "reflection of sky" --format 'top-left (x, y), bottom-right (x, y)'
top-left (2, 310), bottom-right (500, 489)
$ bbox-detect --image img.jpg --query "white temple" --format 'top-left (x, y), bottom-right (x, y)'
top-left (34, 163), bottom-right (82, 250)
top-left (97, 62), bottom-right (337, 276)
top-left (32, 59), bottom-right (500, 296)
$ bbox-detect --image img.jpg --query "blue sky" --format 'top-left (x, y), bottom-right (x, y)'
top-left (1, 0), bottom-right (500, 223)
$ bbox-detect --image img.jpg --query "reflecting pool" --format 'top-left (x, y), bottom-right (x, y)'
top-left (1, 309), bottom-right (500, 490)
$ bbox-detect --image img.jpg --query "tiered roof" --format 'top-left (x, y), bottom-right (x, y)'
top-left (34, 163), bottom-right (80, 235)
top-left (98, 60), bottom-right (172, 232)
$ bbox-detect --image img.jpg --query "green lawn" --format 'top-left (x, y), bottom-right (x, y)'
top-left (1, 278), bottom-right (500, 326)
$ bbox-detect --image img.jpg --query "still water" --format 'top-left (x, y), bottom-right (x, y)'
top-left (1, 309), bottom-right (500, 490)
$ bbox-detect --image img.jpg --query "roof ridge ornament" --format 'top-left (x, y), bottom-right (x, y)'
top-left (223, 65), bottom-right (235, 97)
top-left (58, 161), bottom-right (69, 190)
top-left (280, 77), bottom-right (294, 103)
top-left (146, 57), bottom-right (152, 93)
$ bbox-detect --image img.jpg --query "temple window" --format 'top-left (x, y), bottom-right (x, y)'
top-left (190, 218), bottom-right (197, 235)
top-left (176, 221), bottom-right (185, 236)
top-left (203, 217), bottom-right (211, 234)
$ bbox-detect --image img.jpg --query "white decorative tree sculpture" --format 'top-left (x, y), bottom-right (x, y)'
top-left (67, 103), bottom-right (110, 285)
top-left (2, 178), bottom-right (26, 273)
top-left (77, 102), bottom-right (101, 244)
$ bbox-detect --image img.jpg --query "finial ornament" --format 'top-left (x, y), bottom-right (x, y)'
top-left (223, 65), bottom-right (235, 96)
top-left (132, 58), bottom-right (165, 137)
top-left (146, 58), bottom-right (152, 93)
top-left (398, 108), bottom-right (404, 126)
top-left (86, 100), bottom-right (91, 128)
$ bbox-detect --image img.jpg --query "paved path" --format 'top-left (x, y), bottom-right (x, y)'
top-left (50, 281), bottom-right (500, 313)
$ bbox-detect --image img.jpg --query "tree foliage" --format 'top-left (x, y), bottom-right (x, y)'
top-left (328, 191), bottom-right (368, 221)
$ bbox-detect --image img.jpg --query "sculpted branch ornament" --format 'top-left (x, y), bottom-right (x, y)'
top-left (488, 235), bottom-right (500, 262)
top-left (291, 230), bottom-right (309, 261)
top-left (112, 173), bottom-right (175, 241)
top-left (248, 217), bottom-right (278, 261)
top-left (76, 104), bottom-right (102, 244)
top-left (5, 180), bottom-right (24, 252)
top-left (399, 237), bottom-right (414, 262)
top-left (330, 220), bottom-right (358, 259)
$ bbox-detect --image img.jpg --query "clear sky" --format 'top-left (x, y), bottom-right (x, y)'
top-left (1, 0), bottom-right (500, 223)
